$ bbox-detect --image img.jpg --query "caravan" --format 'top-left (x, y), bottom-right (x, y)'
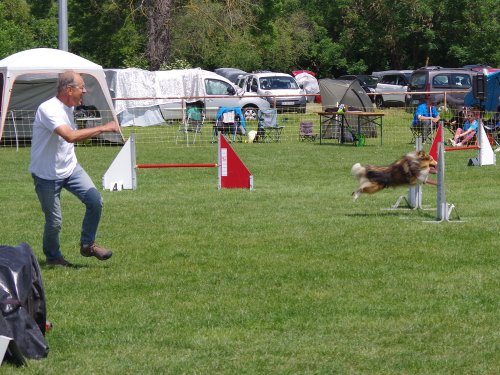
top-left (105, 68), bottom-right (270, 127)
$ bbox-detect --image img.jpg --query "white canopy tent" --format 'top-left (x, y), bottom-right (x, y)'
top-left (0, 48), bottom-right (123, 144)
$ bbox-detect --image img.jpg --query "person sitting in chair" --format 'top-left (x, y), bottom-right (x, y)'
top-left (450, 112), bottom-right (478, 147)
top-left (444, 108), bottom-right (466, 132)
top-left (412, 99), bottom-right (440, 142)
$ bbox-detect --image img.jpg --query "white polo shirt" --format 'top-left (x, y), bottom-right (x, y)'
top-left (29, 97), bottom-right (77, 180)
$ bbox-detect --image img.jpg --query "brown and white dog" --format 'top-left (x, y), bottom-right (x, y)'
top-left (351, 150), bottom-right (437, 201)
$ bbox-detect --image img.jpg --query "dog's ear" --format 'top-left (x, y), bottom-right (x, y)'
top-left (415, 150), bottom-right (426, 158)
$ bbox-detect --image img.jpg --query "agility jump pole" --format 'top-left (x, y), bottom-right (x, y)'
top-left (136, 163), bottom-right (217, 169)
top-left (428, 121), bottom-right (495, 222)
top-left (102, 132), bottom-right (253, 191)
top-left (392, 123), bottom-right (456, 221)
top-left (433, 127), bottom-right (455, 222)
top-left (392, 121), bottom-right (495, 214)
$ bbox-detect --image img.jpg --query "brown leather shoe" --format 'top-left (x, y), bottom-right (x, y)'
top-left (80, 242), bottom-right (112, 260)
top-left (47, 256), bottom-right (74, 268)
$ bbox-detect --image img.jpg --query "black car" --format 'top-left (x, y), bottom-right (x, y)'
top-left (338, 74), bottom-right (379, 101)
top-left (214, 68), bottom-right (247, 83)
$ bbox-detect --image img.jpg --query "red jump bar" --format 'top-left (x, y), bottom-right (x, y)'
top-left (444, 146), bottom-right (480, 151)
top-left (136, 163), bottom-right (217, 169)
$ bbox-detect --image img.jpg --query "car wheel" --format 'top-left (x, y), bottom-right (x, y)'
top-left (242, 106), bottom-right (258, 121)
top-left (375, 96), bottom-right (384, 108)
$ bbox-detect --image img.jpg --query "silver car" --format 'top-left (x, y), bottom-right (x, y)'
top-left (236, 72), bottom-right (307, 113)
top-left (372, 70), bottom-right (413, 108)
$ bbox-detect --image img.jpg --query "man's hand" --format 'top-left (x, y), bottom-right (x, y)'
top-left (102, 120), bottom-right (120, 133)
top-left (56, 120), bottom-right (120, 143)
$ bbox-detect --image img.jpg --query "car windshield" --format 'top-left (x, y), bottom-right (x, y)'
top-left (409, 73), bottom-right (427, 89)
top-left (358, 75), bottom-right (379, 86)
top-left (260, 76), bottom-right (298, 90)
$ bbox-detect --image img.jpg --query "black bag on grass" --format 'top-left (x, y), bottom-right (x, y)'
top-left (0, 243), bottom-right (49, 363)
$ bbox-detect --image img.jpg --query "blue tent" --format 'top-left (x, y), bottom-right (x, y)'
top-left (464, 71), bottom-right (500, 111)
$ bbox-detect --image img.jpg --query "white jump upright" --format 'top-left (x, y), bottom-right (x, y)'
top-left (102, 133), bottom-right (137, 191)
top-left (468, 122), bottom-right (496, 166)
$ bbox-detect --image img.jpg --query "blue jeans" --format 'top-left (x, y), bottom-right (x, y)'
top-left (32, 164), bottom-right (103, 261)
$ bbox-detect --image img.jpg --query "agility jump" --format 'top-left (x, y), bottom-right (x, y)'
top-left (393, 122), bottom-right (495, 221)
top-left (102, 132), bottom-right (253, 191)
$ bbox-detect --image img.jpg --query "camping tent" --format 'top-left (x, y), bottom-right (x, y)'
top-left (292, 70), bottom-right (320, 102)
top-left (0, 48), bottom-right (123, 144)
top-left (318, 79), bottom-right (374, 112)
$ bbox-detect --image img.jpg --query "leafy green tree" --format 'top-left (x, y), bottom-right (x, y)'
top-left (2, 0), bottom-right (499, 74)
top-left (27, 0), bottom-right (53, 18)
top-left (170, 0), bottom-right (262, 71)
top-left (68, 0), bottom-right (147, 68)
top-left (434, 0), bottom-right (500, 67)
top-left (0, 0), bottom-right (35, 58)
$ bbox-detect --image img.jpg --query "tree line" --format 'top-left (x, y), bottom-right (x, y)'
top-left (1, 0), bottom-right (498, 77)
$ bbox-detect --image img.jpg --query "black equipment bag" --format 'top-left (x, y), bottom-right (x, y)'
top-left (0, 243), bottom-right (49, 364)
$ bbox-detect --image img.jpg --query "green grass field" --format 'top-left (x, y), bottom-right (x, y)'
top-left (0, 109), bottom-right (499, 374)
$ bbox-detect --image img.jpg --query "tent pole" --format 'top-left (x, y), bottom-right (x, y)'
top-left (58, 0), bottom-right (68, 51)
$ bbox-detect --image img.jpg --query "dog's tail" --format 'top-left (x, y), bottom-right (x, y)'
top-left (351, 163), bottom-right (366, 178)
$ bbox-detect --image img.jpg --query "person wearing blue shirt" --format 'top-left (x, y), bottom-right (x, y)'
top-left (412, 100), bottom-right (440, 142)
top-left (450, 112), bottom-right (478, 146)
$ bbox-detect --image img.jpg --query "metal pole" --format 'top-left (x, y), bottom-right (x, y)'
top-left (58, 0), bottom-right (68, 51)
top-left (436, 126), bottom-right (447, 221)
top-left (408, 136), bottom-right (423, 209)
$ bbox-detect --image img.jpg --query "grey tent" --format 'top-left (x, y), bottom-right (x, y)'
top-left (319, 79), bottom-right (374, 112)
top-left (318, 79), bottom-right (378, 141)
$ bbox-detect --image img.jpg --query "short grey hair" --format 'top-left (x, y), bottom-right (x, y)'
top-left (57, 71), bottom-right (78, 93)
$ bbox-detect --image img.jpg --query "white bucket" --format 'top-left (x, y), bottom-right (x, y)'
top-left (0, 335), bottom-right (12, 365)
top-left (248, 130), bottom-right (257, 143)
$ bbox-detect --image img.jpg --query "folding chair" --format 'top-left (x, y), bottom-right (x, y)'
top-left (213, 108), bottom-right (239, 142)
top-left (176, 106), bottom-right (204, 145)
top-left (298, 121), bottom-right (317, 141)
top-left (409, 122), bottom-right (435, 144)
top-left (410, 125), bottom-right (426, 144)
top-left (256, 108), bottom-right (285, 142)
